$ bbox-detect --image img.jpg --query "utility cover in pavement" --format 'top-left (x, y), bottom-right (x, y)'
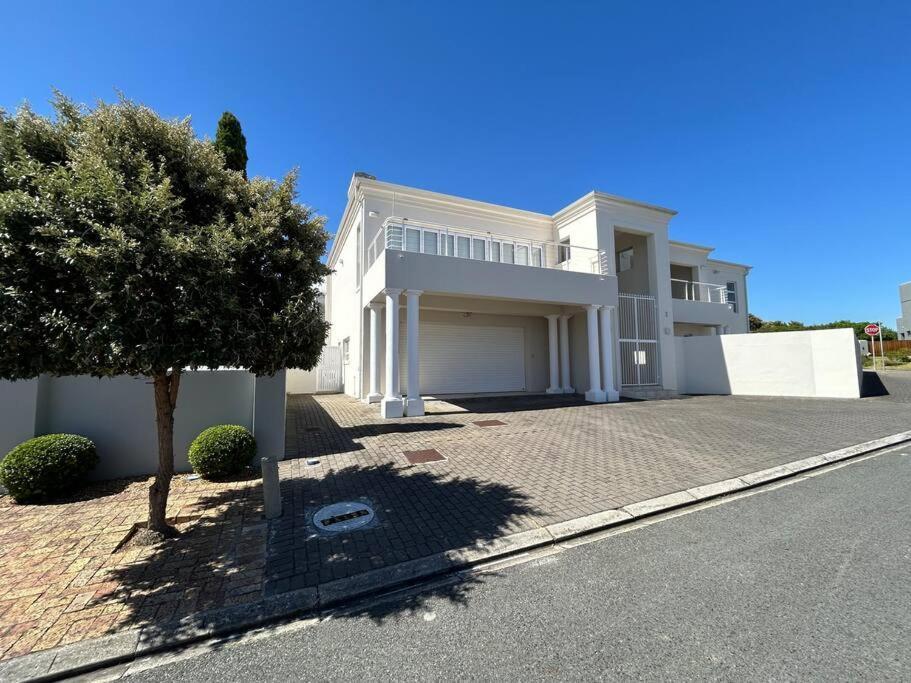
top-left (403, 448), bottom-right (446, 464)
top-left (313, 502), bottom-right (375, 533)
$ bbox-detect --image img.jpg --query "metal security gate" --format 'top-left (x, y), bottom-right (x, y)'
top-left (619, 293), bottom-right (660, 386)
top-left (316, 346), bottom-right (343, 393)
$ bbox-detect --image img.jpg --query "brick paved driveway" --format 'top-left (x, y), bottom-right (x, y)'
top-left (268, 372), bottom-right (911, 596)
top-left (0, 476), bottom-right (265, 662)
top-left (1, 373), bottom-right (907, 663)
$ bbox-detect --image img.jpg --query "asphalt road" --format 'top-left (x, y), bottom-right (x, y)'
top-left (120, 448), bottom-right (911, 681)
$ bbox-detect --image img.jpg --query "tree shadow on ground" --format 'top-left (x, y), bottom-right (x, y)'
top-left (94, 455), bottom-right (537, 649)
top-left (95, 479), bottom-right (270, 646)
top-left (267, 461), bottom-right (538, 616)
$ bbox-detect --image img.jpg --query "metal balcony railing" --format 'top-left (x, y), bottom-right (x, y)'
top-left (670, 278), bottom-right (729, 304)
top-left (366, 217), bottom-right (611, 275)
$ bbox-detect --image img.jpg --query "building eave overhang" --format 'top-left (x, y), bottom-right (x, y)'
top-left (706, 257), bottom-right (752, 272)
top-left (669, 239), bottom-right (714, 254)
top-left (554, 190), bottom-right (678, 225)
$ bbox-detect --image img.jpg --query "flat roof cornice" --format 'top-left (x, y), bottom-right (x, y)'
top-left (554, 191), bottom-right (678, 224)
top-left (357, 177), bottom-right (553, 225)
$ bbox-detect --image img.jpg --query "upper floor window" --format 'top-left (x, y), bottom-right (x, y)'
top-left (726, 281), bottom-right (738, 312)
top-left (558, 238), bottom-right (571, 263)
top-left (618, 247), bottom-right (634, 273)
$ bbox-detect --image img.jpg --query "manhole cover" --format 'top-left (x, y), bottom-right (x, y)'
top-left (313, 501), bottom-right (375, 533)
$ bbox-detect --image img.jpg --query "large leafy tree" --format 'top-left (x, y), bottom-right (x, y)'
top-left (214, 111), bottom-right (248, 179)
top-left (0, 94), bottom-right (329, 536)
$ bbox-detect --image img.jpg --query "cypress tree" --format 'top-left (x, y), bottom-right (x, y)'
top-left (214, 111), bottom-right (248, 179)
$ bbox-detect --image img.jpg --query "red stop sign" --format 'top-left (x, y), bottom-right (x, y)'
top-left (865, 323), bottom-right (880, 336)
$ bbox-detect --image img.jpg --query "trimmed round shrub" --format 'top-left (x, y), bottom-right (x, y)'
top-left (188, 425), bottom-right (257, 479)
top-left (0, 434), bottom-right (98, 503)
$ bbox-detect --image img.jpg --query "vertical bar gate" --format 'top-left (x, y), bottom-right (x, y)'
top-left (618, 293), bottom-right (660, 386)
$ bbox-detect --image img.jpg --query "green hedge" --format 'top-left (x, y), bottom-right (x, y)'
top-left (188, 425), bottom-right (257, 479)
top-left (0, 434), bottom-right (98, 503)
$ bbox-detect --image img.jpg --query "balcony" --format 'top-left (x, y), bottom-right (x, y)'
top-left (363, 217), bottom-right (616, 307)
top-left (670, 278), bottom-right (737, 327)
top-left (368, 217), bottom-right (610, 275)
top-left (670, 278), bottom-right (728, 304)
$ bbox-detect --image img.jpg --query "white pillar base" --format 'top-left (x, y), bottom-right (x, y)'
top-left (546, 387), bottom-right (563, 395)
top-left (380, 397), bottom-right (404, 418)
top-left (585, 389), bottom-right (607, 403)
top-left (404, 397), bottom-right (425, 416)
top-left (562, 387), bottom-right (575, 394)
top-left (366, 393), bottom-right (383, 404)
top-left (605, 389), bottom-right (620, 402)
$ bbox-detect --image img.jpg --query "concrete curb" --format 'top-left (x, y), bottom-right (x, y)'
top-left (5, 429), bottom-right (910, 682)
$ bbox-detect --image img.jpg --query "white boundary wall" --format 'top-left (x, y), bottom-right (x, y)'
top-left (675, 328), bottom-right (862, 399)
top-left (286, 368), bottom-right (318, 394)
top-left (0, 369), bottom-right (286, 481)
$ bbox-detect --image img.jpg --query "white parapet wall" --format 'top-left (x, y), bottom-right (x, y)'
top-left (675, 328), bottom-right (863, 399)
top-left (0, 369), bottom-right (287, 481)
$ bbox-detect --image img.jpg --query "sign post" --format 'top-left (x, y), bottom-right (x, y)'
top-left (865, 323), bottom-right (881, 371)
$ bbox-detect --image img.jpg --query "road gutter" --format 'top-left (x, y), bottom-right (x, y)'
top-left (4, 429), bottom-right (911, 683)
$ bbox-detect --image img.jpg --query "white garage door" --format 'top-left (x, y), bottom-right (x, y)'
top-left (400, 322), bottom-right (525, 395)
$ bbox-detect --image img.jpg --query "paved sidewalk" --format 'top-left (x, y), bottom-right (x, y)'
top-left (268, 373), bottom-right (911, 596)
top-left (0, 475), bottom-right (265, 662)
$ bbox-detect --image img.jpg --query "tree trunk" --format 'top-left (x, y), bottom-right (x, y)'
top-left (148, 369), bottom-right (181, 535)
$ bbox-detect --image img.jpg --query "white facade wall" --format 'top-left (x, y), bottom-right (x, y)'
top-left (696, 262), bottom-right (749, 333)
top-left (328, 175), bottom-right (753, 403)
top-left (675, 328), bottom-right (862, 399)
top-left (669, 242), bottom-right (750, 335)
top-left (326, 206), bottom-right (363, 397)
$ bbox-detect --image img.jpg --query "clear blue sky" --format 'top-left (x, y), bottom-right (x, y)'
top-left (3, 1), bottom-right (909, 325)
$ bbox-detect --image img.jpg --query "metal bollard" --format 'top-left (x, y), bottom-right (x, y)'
top-left (261, 457), bottom-right (282, 519)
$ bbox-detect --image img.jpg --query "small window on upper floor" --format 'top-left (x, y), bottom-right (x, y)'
top-left (726, 281), bottom-right (738, 313)
top-left (558, 238), bottom-right (571, 263)
top-left (618, 247), bottom-right (634, 272)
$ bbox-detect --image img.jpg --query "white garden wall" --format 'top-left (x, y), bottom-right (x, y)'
top-left (286, 368), bottom-right (319, 394)
top-left (0, 379), bottom-right (39, 459)
top-left (0, 369), bottom-right (287, 481)
top-left (675, 328), bottom-right (862, 399)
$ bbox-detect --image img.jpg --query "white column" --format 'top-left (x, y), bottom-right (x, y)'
top-left (404, 290), bottom-right (424, 416)
top-left (546, 315), bottom-right (561, 394)
top-left (366, 303), bottom-right (383, 403)
top-left (600, 306), bottom-right (619, 402)
top-left (380, 288), bottom-right (404, 418)
top-left (585, 305), bottom-right (606, 403)
top-left (559, 314), bottom-right (573, 393)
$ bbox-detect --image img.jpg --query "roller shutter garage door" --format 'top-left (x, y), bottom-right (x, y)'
top-left (400, 322), bottom-right (525, 394)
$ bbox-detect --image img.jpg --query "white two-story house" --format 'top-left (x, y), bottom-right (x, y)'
top-left (325, 173), bottom-right (750, 418)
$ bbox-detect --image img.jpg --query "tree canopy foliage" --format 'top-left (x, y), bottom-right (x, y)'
top-left (214, 111), bottom-right (248, 178)
top-left (0, 94), bottom-right (329, 380)
top-left (749, 315), bottom-right (897, 340)
top-left (0, 93), bottom-right (329, 533)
